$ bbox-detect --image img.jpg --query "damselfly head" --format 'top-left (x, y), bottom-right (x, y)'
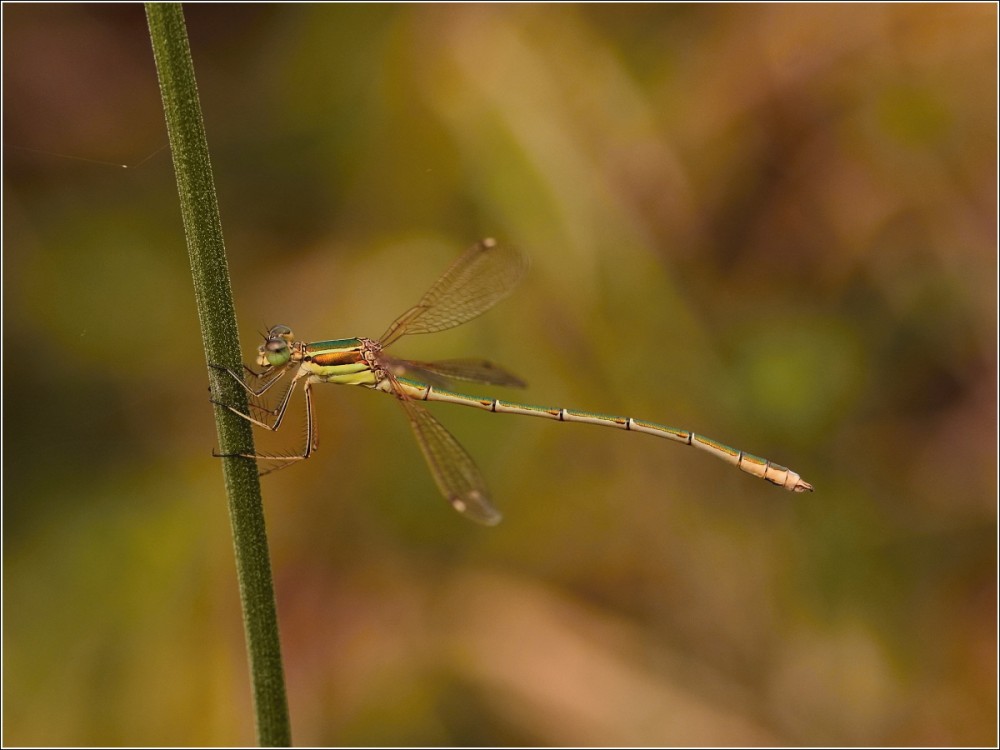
top-left (256, 325), bottom-right (295, 368)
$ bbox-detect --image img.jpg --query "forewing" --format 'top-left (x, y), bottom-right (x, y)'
top-left (380, 239), bottom-right (528, 347)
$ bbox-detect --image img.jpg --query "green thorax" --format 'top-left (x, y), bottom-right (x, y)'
top-left (301, 337), bottom-right (378, 386)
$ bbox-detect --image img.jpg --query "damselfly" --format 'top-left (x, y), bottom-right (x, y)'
top-left (213, 239), bottom-right (813, 525)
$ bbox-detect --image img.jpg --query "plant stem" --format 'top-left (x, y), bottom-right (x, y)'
top-left (145, 4), bottom-right (291, 745)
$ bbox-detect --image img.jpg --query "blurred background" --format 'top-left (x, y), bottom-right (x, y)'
top-left (3, 4), bottom-right (995, 746)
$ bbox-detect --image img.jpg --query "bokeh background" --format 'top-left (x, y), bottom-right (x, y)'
top-left (3, 3), bottom-right (996, 746)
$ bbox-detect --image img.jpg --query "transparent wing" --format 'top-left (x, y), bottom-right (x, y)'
top-left (382, 355), bottom-right (527, 389)
top-left (395, 392), bottom-right (502, 526)
top-left (379, 238), bottom-right (528, 348)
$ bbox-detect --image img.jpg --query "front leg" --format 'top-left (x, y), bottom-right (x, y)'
top-left (210, 362), bottom-right (301, 431)
top-left (209, 362), bottom-right (288, 399)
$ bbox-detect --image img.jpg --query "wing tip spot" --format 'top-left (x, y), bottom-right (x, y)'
top-left (451, 492), bottom-right (503, 526)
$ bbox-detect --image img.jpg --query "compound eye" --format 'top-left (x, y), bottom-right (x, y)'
top-left (263, 339), bottom-right (291, 367)
top-left (268, 324), bottom-right (294, 341)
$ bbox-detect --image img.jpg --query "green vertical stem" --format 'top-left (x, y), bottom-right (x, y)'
top-left (145, 4), bottom-right (291, 746)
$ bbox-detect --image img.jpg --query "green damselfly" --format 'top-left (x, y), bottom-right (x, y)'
top-left (214, 239), bottom-right (813, 525)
